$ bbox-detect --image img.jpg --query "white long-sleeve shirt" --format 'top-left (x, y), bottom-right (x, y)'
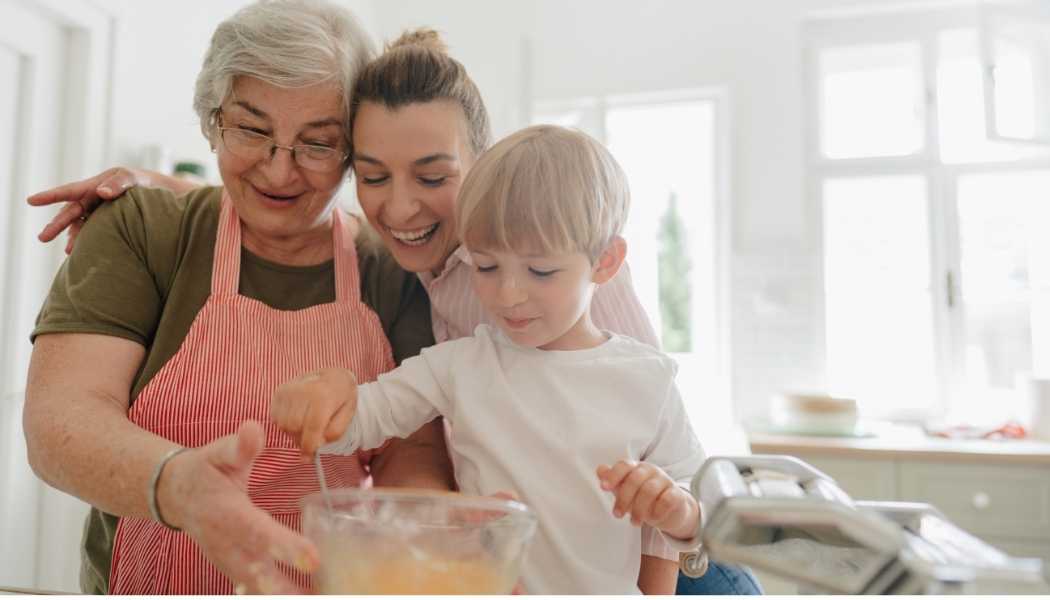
top-left (324, 325), bottom-right (705, 594)
top-left (417, 247), bottom-right (678, 560)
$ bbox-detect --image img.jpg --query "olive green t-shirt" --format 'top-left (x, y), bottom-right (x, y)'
top-left (31, 185), bottom-right (435, 594)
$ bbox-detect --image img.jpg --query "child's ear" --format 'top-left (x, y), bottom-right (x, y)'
top-left (592, 236), bottom-right (627, 285)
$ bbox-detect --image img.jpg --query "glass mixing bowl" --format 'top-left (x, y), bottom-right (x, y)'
top-left (301, 488), bottom-right (537, 594)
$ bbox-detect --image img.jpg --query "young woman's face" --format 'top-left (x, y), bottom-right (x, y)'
top-left (352, 100), bottom-right (475, 275)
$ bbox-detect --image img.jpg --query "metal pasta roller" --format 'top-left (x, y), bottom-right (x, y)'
top-left (679, 455), bottom-right (1048, 594)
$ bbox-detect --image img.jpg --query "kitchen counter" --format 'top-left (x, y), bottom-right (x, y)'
top-left (748, 421), bottom-right (1050, 465)
top-left (0, 586), bottom-right (67, 595)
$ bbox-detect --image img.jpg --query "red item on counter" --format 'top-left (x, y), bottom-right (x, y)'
top-left (926, 421), bottom-right (1028, 440)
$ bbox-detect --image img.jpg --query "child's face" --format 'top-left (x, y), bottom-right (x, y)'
top-left (468, 247), bottom-right (604, 351)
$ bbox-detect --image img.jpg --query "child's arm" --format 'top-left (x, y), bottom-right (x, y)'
top-left (271, 346), bottom-right (455, 458)
top-left (637, 555), bottom-right (679, 595)
top-left (596, 460), bottom-right (700, 541)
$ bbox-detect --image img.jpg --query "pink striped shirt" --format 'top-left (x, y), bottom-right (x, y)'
top-left (418, 246), bottom-right (683, 562)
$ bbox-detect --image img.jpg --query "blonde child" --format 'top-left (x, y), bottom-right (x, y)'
top-left (271, 125), bottom-right (705, 594)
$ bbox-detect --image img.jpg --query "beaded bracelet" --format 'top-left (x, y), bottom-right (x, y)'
top-left (148, 446), bottom-right (191, 531)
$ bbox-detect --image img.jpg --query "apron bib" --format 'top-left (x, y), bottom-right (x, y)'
top-left (109, 196), bottom-right (394, 594)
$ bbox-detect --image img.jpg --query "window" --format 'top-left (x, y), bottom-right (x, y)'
top-left (533, 90), bottom-right (730, 431)
top-left (808, 9), bottom-right (1050, 422)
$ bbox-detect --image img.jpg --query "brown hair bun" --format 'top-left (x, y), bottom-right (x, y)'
top-left (386, 28), bottom-right (448, 54)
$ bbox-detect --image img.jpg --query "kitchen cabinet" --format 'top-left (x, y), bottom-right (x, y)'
top-left (748, 425), bottom-right (1050, 594)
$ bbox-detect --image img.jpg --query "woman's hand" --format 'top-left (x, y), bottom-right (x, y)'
top-left (27, 167), bottom-right (149, 252)
top-left (26, 167), bottom-right (199, 254)
top-left (596, 460), bottom-right (700, 540)
top-left (158, 420), bottom-right (320, 594)
top-left (271, 367), bottom-right (358, 460)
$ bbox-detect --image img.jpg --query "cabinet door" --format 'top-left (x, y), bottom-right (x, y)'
top-left (898, 461), bottom-right (1050, 541)
top-left (788, 454), bottom-right (897, 501)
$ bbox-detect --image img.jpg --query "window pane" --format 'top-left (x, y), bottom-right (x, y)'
top-left (955, 171), bottom-right (1050, 423)
top-left (985, 11), bottom-right (1050, 142)
top-left (937, 29), bottom-right (1047, 163)
top-left (605, 102), bottom-right (717, 357)
top-left (818, 43), bottom-right (924, 159)
top-left (992, 36), bottom-right (1039, 140)
top-left (603, 100), bottom-right (723, 431)
top-left (824, 176), bottom-right (938, 418)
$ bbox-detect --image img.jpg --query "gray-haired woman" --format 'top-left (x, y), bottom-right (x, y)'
top-left (22, 0), bottom-right (452, 594)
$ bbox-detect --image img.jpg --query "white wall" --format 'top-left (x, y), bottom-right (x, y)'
top-left (372, 0), bottom-right (955, 421)
top-left (94, 0), bottom-right (379, 178)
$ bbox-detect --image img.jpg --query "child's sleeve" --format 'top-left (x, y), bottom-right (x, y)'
top-left (641, 364), bottom-right (707, 555)
top-left (321, 342), bottom-right (457, 455)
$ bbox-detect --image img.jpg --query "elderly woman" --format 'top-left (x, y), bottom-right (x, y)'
top-left (22, 0), bottom-right (453, 594)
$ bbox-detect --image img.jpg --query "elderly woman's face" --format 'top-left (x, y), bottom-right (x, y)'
top-left (216, 77), bottom-right (348, 244)
top-left (352, 100), bottom-right (475, 275)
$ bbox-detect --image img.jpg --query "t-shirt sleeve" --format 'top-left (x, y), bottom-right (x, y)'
top-left (323, 340), bottom-right (459, 455)
top-left (641, 360), bottom-right (707, 556)
top-left (590, 261), bottom-right (661, 348)
top-left (32, 187), bottom-right (180, 346)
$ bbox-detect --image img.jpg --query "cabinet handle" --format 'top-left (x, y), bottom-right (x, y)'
top-left (972, 491), bottom-right (991, 510)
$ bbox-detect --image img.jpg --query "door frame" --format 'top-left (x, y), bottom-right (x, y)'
top-left (1, 0), bottom-right (115, 592)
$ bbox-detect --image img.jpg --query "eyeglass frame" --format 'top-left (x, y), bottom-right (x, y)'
top-left (212, 110), bottom-right (350, 173)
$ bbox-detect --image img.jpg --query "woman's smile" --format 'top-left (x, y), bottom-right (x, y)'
top-left (249, 182), bottom-right (306, 207)
top-left (386, 222), bottom-right (440, 246)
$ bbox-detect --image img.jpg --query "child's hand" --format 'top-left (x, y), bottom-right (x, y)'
top-left (596, 460), bottom-right (700, 540)
top-left (270, 367), bottom-right (358, 459)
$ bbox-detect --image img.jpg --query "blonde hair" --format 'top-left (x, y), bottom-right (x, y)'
top-left (456, 125), bottom-right (629, 261)
top-left (193, 0), bottom-right (375, 151)
top-left (350, 28), bottom-right (491, 157)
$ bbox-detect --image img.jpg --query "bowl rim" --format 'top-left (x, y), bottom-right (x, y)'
top-left (300, 487), bottom-right (537, 523)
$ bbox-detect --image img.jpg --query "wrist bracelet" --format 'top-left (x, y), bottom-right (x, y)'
top-left (148, 446), bottom-right (191, 531)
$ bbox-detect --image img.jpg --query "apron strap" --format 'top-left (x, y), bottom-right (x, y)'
top-left (211, 194), bottom-right (241, 298)
top-left (211, 194), bottom-right (361, 303)
top-left (331, 209), bottom-right (361, 304)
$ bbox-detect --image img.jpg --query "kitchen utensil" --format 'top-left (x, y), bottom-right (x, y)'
top-left (313, 453), bottom-right (334, 514)
top-left (681, 455), bottom-right (1047, 594)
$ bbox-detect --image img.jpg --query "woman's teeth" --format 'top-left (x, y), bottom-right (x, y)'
top-left (389, 223), bottom-right (439, 246)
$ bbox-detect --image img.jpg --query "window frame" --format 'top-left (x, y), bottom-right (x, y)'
top-left (806, 7), bottom-right (1050, 420)
top-left (533, 87), bottom-right (735, 414)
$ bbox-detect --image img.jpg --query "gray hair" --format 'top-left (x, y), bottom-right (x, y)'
top-left (193, 0), bottom-right (375, 150)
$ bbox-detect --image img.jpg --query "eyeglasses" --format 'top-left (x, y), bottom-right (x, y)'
top-left (216, 125), bottom-right (348, 173)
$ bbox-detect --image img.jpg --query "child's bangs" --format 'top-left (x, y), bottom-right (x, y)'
top-left (461, 144), bottom-right (590, 257)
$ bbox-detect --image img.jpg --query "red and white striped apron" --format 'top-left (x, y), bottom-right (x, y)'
top-left (109, 195), bottom-right (395, 594)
